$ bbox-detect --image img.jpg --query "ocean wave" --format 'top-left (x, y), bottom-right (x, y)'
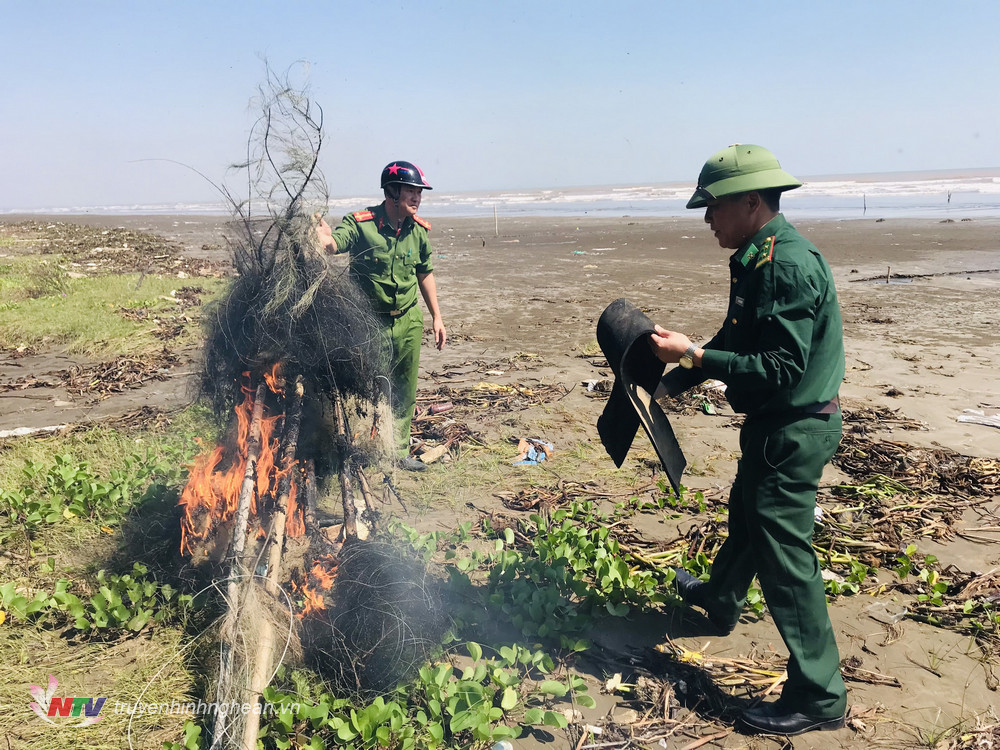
top-left (5, 172), bottom-right (999, 219)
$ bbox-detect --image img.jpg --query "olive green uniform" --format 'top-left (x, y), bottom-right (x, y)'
top-left (662, 214), bottom-right (847, 718)
top-left (329, 203), bottom-right (434, 452)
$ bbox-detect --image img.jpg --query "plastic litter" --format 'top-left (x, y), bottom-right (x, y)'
top-left (958, 409), bottom-right (1000, 429)
top-left (864, 601), bottom-right (908, 624)
top-left (512, 437), bottom-right (554, 465)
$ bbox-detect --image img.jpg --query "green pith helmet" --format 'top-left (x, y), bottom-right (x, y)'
top-left (686, 144), bottom-right (802, 209)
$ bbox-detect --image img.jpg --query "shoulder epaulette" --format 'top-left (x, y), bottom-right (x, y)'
top-left (352, 210), bottom-right (375, 222)
top-left (754, 235), bottom-right (776, 269)
top-left (413, 215), bottom-right (431, 230)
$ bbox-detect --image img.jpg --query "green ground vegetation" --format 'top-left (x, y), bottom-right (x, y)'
top-left (1, 413), bottom-right (999, 748)
top-left (0, 256), bottom-right (225, 355)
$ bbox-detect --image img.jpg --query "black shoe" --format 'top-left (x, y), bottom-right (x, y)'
top-left (399, 457), bottom-right (427, 472)
top-left (671, 568), bottom-right (738, 635)
top-left (739, 702), bottom-right (845, 736)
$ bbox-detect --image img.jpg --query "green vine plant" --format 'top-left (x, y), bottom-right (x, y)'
top-left (0, 562), bottom-right (193, 634)
top-left (0, 450), bottom-right (187, 545)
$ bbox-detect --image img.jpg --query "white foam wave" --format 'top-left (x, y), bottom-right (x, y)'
top-left (4, 171), bottom-right (999, 219)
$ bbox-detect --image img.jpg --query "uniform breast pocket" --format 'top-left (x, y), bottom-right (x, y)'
top-left (400, 245), bottom-right (418, 270)
top-left (355, 245), bottom-right (388, 276)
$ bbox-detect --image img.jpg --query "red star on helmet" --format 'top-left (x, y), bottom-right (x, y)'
top-left (388, 164), bottom-right (402, 175)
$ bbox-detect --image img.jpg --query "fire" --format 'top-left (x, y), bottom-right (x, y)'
top-left (295, 553), bottom-right (338, 618)
top-left (179, 365), bottom-right (305, 557)
top-left (263, 361), bottom-right (284, 395)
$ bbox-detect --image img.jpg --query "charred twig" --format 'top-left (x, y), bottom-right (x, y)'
top-left (331, 388), bottom-right (363, 540)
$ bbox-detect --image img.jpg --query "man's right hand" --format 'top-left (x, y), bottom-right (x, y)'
top-left (314, 213), bottom-right (337, 253)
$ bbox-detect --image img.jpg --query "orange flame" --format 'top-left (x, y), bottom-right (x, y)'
top-left (297, 553), bottom-right (338, 618)
top-left (179, 366), bottom-right (305, 557)
top-left (263, 361), bottom-right (284, 395)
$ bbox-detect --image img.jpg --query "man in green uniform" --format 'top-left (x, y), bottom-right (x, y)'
top-left (316, 160), bottom-right (446, 471)
top-left (648, 144), bottom-right (847, 736)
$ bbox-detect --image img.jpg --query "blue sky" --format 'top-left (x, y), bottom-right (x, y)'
top-left (2, 1), bottom-right (997, 210)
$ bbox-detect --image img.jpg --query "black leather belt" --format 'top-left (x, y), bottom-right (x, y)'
top-left (384, 301), bottom-right (417, 318)
top-left (801, 396), bottom-right (840, 414)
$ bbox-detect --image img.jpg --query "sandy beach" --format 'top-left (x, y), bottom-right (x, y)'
top-left (2, 212), bottom-right (1000, 747)
top-left (6, 212), bottom-right (999, 455)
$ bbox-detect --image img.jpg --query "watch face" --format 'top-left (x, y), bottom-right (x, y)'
top-left (679, 357), bottom-right (693, 369)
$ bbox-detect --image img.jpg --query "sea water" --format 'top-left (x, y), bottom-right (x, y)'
top-left (5, 170), bottom-right (999, 221)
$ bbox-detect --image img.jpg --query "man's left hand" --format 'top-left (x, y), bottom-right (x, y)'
top-left (432, 318), bottom-right (447, 350)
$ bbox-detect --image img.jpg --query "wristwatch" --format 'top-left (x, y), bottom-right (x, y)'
top-left (679, 343), bottom-right (698, 369)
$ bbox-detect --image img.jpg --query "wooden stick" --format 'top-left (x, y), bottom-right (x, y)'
top-left (352, 465), bottom-right (377, 537)
top-left (214, 381), bottom-right (267, 747)
top-left (266, 375), bottom-right (303, 595)
top-left (240, 615), bottom-right (274, 750)
top-left (230, 382), bottom-right (268, 567)
top-left (680, 730), bottom-right (731, 749)
top-left (331, 388), bottom-right (359, 540)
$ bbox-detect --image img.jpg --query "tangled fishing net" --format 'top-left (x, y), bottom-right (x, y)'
top-left (300, 539), bottom-right (449, 700)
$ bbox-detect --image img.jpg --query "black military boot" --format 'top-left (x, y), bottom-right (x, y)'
top-left (672, 568), bottom-right (738, 635)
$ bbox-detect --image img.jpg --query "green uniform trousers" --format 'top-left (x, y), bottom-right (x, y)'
top-left (701, 410), bottom-right (847, 718)
top-left (386, 304), bottom-right (424, 455)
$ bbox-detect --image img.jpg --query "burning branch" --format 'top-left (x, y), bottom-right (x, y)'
top-left (266, 374), bottom-right (304, 595)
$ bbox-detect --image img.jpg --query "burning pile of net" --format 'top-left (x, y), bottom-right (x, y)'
top-left (177, 70), bottom-right (447, 748)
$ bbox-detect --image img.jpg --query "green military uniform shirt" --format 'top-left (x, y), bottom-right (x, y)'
top-left (328, 203), bottom-right (434, 315)
top-left (664, 214), bottom-right (844, 416)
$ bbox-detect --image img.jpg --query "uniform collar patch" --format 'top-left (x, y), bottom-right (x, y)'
top-left (738, 243), bottom-right (758, 268)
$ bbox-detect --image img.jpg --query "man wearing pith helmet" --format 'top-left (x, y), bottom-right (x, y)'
top-left (316, 160), bottom-right (446, 472)
top-left (649, 144), bottom-right (847, 736)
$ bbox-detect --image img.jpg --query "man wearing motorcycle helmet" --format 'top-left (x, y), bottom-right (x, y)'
top-left (316, 160), bottom-right (446, 472)
top-left (648, 145), bottom-right (848, 737)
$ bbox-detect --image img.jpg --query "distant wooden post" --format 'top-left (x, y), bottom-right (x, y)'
top-left (494, 204), bottom-right (499, 237)
top-left (886, 266), bottom-right (891, 284)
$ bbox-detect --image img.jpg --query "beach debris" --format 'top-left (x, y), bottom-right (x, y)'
top-left (417, 443), bottom-right (450, 464)
top-left (512, 437), bottom-right (553, 465)
top-left (864, 601), bottom-right (909, 625)
top-left (420, 380), bottom-right (568, 413)
top-left (658, 381), bottom-right (729, 417)
top-left (493, 479), bottom-right (610, 511)
top-left (958, 409), bottom-right (1000, 429)
top-left (0, 349), bottom-right (181, 400)
top-left (841, 657), bottom-right (902, 687)
top-left (0, 424), bottom-right (68, 440)
top-left (0, 220), bottom-right (226, 277)
top-left (842, 404), bottom-right (927, 433)
top-left (957, 569), bottom-right (1000, 604)
top-left (582, 377), bottom-right (613, 396)
top-left (834, 435), bottom-right (1000, 497)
